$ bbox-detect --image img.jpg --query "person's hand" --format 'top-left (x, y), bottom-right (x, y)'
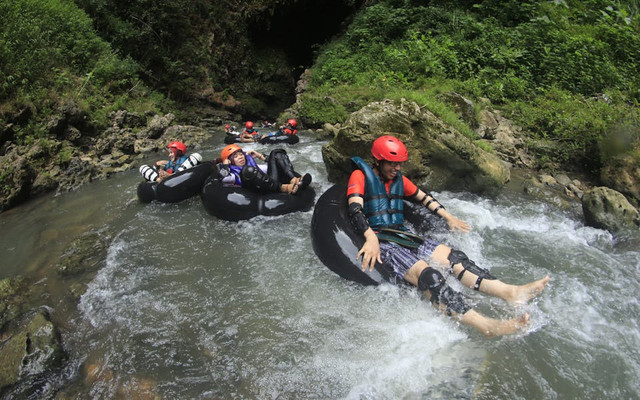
top-left (157, 169), bottom-right (170, 182)
top-left (445, 215), bottom-right (471, 233)
top-left (358, 231), bottom-right (382, 272)
top-left (155, 160), bottom-right (168, 167)
top-left (222, 158), bottom-right (231, 165)
top-left (248, 150), bottom-right (263, 160)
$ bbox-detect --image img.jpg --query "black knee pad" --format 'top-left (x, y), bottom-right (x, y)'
top-left (241, 166), bottom-right (279, 193)
top-left (417, 267), bottom-right (470, 315)
top-left (241, 166), bottom-right (258, 181)
top-left (268, 148), bottom-right (297, 182)
top-left (448, 249), bottom-right (495, 291)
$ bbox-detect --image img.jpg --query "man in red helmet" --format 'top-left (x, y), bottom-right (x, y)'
top-left (347, 135), bottom-right (550, 337)
top-left (139, 141), bottom-right (202, 182)
top-left (259, 118), bottom-right (298, 140)
top-left (240, 121), bottom-right (260, 143)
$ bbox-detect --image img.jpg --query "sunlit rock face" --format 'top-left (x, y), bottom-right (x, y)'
top-left (322, 98), bottom-right (510, 196)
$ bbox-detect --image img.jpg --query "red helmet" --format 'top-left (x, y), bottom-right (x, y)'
top-left (221, 144), bottom-right (242, 162)
top-left (245, 121), bottom-right (254, 129)
top-left (287, 119), bottom-right (297, 128)
top-left (371, 135), bottom-right (408, 162)
top-left (167, 141), bottom-right (187, 157)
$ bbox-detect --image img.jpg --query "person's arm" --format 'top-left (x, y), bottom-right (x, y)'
top-left (411, 189), bottom-right (471, 233)
top-left (247, 150), bottom-right (266, 161)
top-left (348, 196), bottom-right (382, 271)
top-left (154, 160), bottom-right (168, 168)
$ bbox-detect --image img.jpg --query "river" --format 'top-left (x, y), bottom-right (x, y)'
top-left (1, 133), bottom-right (639, 399)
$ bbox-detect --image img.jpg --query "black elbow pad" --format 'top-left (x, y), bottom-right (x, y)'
top-left (348, 202), bottom-right (370, 235)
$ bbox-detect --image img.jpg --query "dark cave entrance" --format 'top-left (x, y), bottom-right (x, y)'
top-left (246, 0), bottom-right (363, 118)
top-left (250, 0), bottom-right (362, 70)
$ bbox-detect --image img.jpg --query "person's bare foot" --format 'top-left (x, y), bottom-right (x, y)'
top-left (459, 309), bottom-right (531, 337)
top-left (484, 312), bottom-right (530, 337)
top-left (508, 275), bottom-right (550, 305)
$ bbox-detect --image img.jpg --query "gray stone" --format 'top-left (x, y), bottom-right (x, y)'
top-left (0, 311), bottom-right (64, 390)
top-left (582, 186), bottom-right (640, 233)
top-left (321, 98), bottom-right (509, 195)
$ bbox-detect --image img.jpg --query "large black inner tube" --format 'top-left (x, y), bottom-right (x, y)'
top-left (201, 175), bottom-right (316, 221)
top-left (136, 162), bottom-right (217, 204)
top-left (223, 134), bottom-right (242, 144)
top-left (258, 135), bottom-right (299, 145)
top-left (310, 184), bottom-right (396, 286)
top-left (311, 184), bottom-right (448, 286)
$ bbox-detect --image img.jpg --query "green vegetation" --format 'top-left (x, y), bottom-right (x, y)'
top-left (0, 0), bottom-right (166, 143)
top-left (305, 0), bottom-right (640, 173)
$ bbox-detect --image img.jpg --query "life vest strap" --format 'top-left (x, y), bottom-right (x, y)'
top-left (376, 227), bottom-right (424, 249)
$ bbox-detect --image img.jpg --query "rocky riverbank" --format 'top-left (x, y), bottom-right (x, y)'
top-left (317, 96), bottom-right (639, 235)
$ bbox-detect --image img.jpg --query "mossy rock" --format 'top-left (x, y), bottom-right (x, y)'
top-left (57, 230), bottom-right (112, 276)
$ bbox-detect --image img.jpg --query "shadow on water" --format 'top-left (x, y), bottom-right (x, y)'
top-left (1, 133), bottom-right (639, 398)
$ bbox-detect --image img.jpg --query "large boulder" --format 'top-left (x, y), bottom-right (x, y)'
top-left (582, 186), bottom-right (640, 233)
top-left (321, 98), bottom-right (510, 195)
top-left (600, 154), bottom-right (640, 207)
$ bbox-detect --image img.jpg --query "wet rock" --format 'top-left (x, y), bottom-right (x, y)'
top-left (0, 153), bottom-right (36, 211)
top-left (554, 173), bottom-right (573, 187)
top-left (322, 98), bottom-right (509, 195)
top-left (523, 175), bottom-right (574, 210)
top-left (148, 113), bottom-right (175, 139)
top-left (134, 138), bottom-right (159, 154)
top-left (582, 186), bottom-right (640, 233)
top-left (56, 157), bottom-right (104, 192)
top-left (57, 230), bottom-right (112, 276)
top-left (0, 277), bottom-right (29, 328)
top-left (31, 171), bottom-right (59, 195)
top-left (68, 282), bottom-right (89, 300)
top-left (0, 311), bottom-right (64, 391)
top-left (601, 154), bottom-right (640, 207)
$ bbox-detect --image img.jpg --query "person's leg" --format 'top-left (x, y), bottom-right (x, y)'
top-left (240, 165), bottom-right (280, 193)
top-left (267, 149), bottom-right (311, 192)
top-left (403, 260), bottom-right (530, 337)
top-left (430, 245), bottom-right (550, 304)
top-left (177, 153), bottom-right (202, 172)
top-left (139, 165), bottom-right (159, 182)
top-left (267, 149), bottom-right (298, 183)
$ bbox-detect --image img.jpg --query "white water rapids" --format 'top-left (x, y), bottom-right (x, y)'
top-left (1, 134), bottom-right (639, 399)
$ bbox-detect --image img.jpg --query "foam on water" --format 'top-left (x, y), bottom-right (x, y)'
top-left (4, 135), bottom-right (639, 398)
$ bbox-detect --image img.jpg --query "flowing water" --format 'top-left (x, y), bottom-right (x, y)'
top-left (1, 134), bottom-right (639, 399)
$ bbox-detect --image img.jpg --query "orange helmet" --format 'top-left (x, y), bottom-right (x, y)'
top-left (167, 141), bottom-right (187, 157)
top-left (245, 121), bottom-right (254, 129)
top-left (371, 135), bottom-right (408, 162)
top-left (220, 144), bottom-right (242, 162)
top-left (287, 119), bottom-right (297, 128)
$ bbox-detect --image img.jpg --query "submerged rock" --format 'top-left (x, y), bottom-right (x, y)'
top-left (57, 229), bottom-right (112, 276)
top-left (0, 311), bottom-right (64, 391)
top-left (0, 277), bottom-right (29, 328)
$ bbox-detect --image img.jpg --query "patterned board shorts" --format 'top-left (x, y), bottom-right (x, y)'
top-left (379, 237), bottom-right (440, 281)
